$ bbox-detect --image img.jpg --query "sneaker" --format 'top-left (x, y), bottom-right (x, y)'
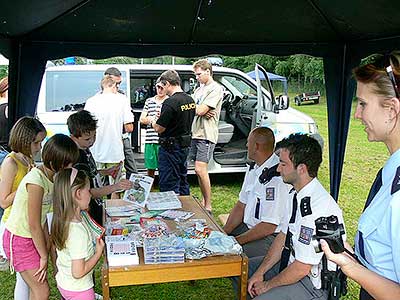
top-left (0, 257), bottom-right (9, 271)
top-left (95, 293), bottom-right (103, 300)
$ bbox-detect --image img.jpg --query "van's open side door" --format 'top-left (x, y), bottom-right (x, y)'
top-left (253, 64), bottom-right (277, 130)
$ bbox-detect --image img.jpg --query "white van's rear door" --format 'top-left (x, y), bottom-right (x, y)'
top-left (254, 64), bottom-right (277, 130)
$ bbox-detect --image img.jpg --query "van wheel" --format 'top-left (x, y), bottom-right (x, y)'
top-left (295, 97), bottom-right (301, 106)
top-left (314, 98), bottom-right (319, 104)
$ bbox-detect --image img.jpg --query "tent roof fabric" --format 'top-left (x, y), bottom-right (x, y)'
top-left (1, 0), bottom-right (400, 58)
top-left (1, 0), bottom-right (400, 200)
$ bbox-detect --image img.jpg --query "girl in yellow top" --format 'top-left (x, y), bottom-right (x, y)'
top-left (52, 168), bottom-right (104, 300)
top-left (0, 116), bottom-right (46, 299)
top-left (3, 134), bottom-right (79, 300)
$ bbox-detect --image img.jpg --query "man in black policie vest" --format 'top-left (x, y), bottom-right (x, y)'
top-left (152, 70), bottom-right (195, 195)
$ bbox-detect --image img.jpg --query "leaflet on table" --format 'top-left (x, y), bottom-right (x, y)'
top-left (122, 174), bottom-right (154, 207)
top-left (143, 235), bottom-right (185, 264)
top-left (146, 191), bottom-right (182, 210)
top-left (140, 218), bottom-right (170, 238)
top-left (105, 204), bottom-right (142, 217)
top-left (105, 235), bottom-right (139, 266)
top-left (159, 209), bottom-right (194, 221)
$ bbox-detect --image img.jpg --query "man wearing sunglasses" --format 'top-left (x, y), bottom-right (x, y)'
top-left (223, 127), bottom-right (290, 258)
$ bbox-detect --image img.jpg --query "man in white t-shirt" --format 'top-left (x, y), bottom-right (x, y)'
top-left (104, 67), bottom-right (137, 178)
top-left (223, 127), bottom-right (290, 258)
top-left (84, 75), bottom-right (134, 185)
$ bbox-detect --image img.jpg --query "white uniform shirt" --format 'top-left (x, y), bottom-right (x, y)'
top-left (282, 178), bottom-right (346, 289)
top-left (84, 92), bottom-right (134, 163)
top-left (355, 148), bottom-right (400, 283)
top-left (239, 153), bottom-right (290, 232)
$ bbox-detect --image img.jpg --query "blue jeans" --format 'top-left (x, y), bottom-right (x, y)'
top-left (158, 144), bottom-right (190, 195)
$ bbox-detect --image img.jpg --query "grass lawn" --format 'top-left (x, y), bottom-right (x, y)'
top-left (0, 96), bottom-right (389, 299)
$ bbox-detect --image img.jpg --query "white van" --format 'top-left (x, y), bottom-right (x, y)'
top-left (36, 63), bottom-right (321, 174)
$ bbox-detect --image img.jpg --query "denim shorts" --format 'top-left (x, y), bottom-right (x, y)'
top-left (188, 139), bottom-right (215, 163)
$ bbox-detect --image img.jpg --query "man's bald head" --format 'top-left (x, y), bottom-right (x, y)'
top-left (250, 127), bottom-right (275, 153)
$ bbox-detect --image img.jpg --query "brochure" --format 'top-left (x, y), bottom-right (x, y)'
top-left (105, 235), bottom-right (139, 266)
top-left (122, 174), bottom-right (154, 207)
top-left (146, 191), bottom-right (182, 210)
top-left (159, 210), bottom-right (194, 221)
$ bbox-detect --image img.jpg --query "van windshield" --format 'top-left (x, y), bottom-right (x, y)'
top-left (45, 70), bottom-right (127, 112)
top-left (221, 76), bottom-right (257, 98)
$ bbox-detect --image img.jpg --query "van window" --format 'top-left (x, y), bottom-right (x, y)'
top-left (130, 78), bottom-right (155, 108)
top-left (45, 70), bottom-right (127, 112)
top-left (219, 75), bottom-right (257, 98)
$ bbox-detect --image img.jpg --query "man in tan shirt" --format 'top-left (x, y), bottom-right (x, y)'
top-left (189, 59), bottom-right (223, 213)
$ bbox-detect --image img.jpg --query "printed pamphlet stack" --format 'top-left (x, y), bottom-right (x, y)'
top-left (143, 235), bottom-right (185, 264)
top-left (146, 191), bottom-right (182, 210)
top-left (159, 210), bottom-right (194, 221)
top-left (105, 235), bottom-right (139, 266)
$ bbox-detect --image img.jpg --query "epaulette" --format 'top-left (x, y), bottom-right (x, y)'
top-left (391, 166), bottom-right (400, 195)
top-left (248, 161), bottom-right (256, 170)
top-left (300, 196), bottom-right (312, 217)
top-left (259, 164), bottom-right (280, 184)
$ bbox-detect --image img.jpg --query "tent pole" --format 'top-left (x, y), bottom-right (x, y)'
top-left (323, 45), bottom-right (360, 200)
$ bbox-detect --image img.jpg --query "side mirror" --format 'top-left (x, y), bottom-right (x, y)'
top-left (277, 95), bottom-right (289, 110)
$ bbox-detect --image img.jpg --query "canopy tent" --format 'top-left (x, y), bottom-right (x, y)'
top-left (2, 0), bottom-right (400, 200)
top-left (246, 70), bottom-right (288, 95)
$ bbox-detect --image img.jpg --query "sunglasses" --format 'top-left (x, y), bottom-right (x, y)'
top-left (386, 65), bottom-right (399, 98)
top-left (374, 54), bottom-right (400, 98)
top-left (156, 85), bottom-right (164, 90)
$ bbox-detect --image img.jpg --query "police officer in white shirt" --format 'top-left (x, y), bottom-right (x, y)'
top-left (223, 127), bottom-right (290, 258)
top-left (247, 133), bottom-right (346, 300)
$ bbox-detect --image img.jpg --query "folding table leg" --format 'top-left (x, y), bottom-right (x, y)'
top-left (239, 254), bottom-right (248, 300)
top-left (102, 267), bottom-right (110, 300)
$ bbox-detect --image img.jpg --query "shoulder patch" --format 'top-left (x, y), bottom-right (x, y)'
top-left (391, 166), bottom-right (400, 195)
top-left (300, 197), bottom-right (312, 217)
top-left (298, 225), bottom-right (313, 245)
top-left (265, 187), bottom-right (275, 201)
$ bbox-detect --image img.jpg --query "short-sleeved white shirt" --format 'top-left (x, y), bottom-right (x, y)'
top-left (56, 221), bottom-right (95, 292)
top-left (239, 153), bottom-right (290, 232)
top-left (84, 92), bottom-right (134, 163)
top-left (286, 178), bottom-right (346, 289)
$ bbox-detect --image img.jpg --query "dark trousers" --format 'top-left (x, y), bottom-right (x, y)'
top-left (230, 222), bottom-right (276, 258)
top-left (158, 144), bottom-right (190, 195)
top-left (123, 137), bottom-right (137, 179)
top-left (360, 288), bottom-right (374, 300)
